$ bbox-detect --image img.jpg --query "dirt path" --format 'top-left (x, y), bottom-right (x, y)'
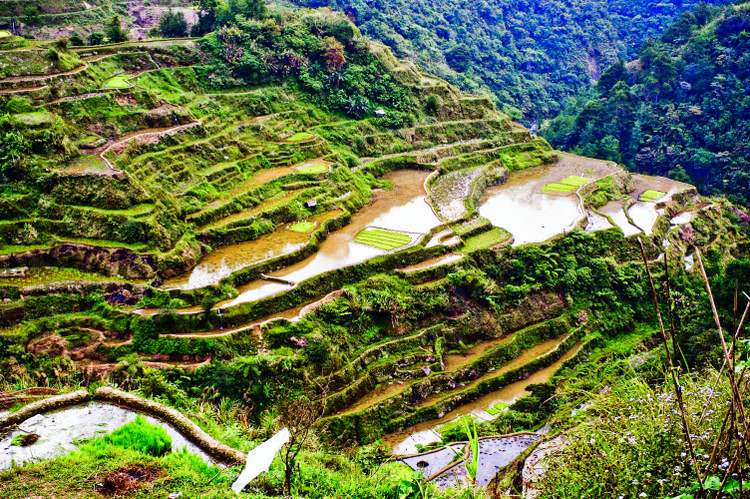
top-left (99, 121), bottom-right (201, 173)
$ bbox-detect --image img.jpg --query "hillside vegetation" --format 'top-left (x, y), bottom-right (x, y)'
top-left (0, 1), bottom-right (749, 498)
top-left (291, 0), bottom-right (733, 121)
top-left (545, 2), bottom-right (750, 206)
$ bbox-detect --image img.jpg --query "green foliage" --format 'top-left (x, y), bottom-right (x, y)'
top-left (290, 0), bottom-right (731, 120)
top-left (159, 10), bottom-right (189, 38)
top-left (198, 10), bottom-right (415, 117)
top-left (100, 416), bottom-right (172, 457)
top-left (545, 2), bottom-right (750, 204)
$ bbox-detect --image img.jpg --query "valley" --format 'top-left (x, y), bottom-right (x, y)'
top-left (0, 2), bottom-right (748, 498)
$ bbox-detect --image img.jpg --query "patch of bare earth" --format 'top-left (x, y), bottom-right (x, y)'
top-left (95, 465), bottom-right (163, 496)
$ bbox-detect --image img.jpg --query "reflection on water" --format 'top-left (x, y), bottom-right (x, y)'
top-left (223, 170), bottom-right (441, 307)
top-left (0, 402), bottom-right (213, 470)
top-left (601, 201), bottom-right (641, 237)
top-left (478, 166), bottom-right (584, 246)
top-left (628, 203), bottom-right (659, 235)
top-left (166, 211), bottom-right (340, 290)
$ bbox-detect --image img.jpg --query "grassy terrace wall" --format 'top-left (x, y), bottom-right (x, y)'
top-left (153, 235), bottom-right (451, 332)
top-left (322, 323), bottom-right (585, 444)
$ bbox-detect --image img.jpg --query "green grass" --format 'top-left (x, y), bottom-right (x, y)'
top-left (289, 220), bottom-right (316, 233)
top-left (486, 401), bottom-right (510, 415)
top-left (296, 163), bottom-right (329, 175)
top-left (355, 228), bottom-right (412, 250)
top-left (287, 131), bottom-right (315, 142)
top-left (102, 74), bottom-right (132, 89)
top-left (12, 111), bottom-right (54, 126)
top-left (542, 175), bottom-right (589, 194)
top-left (640, 189), bottom-right (666, 202)
top-left (0, 30), bottom-right (11, 39)
top-left (101, 417), bottom-right (172, 457)
top-left (460, 227), bottom-right (511, 253)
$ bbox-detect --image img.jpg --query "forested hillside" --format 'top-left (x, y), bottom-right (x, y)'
top-left (545, 2), bottom-right (750, 206)
top-left (290, 0), bottom-right (732, 121)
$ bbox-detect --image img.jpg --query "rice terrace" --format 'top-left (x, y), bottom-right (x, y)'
top-left (0, 0), bottom-right (749, 498)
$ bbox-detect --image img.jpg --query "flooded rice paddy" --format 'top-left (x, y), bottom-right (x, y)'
top-left (166, 210), bottom-right (341, 290)
top-left (0, 402), bottom-right (212, 470)
top-left (221, 170), bottom-right (441, 307)
top-left (478, 154), bottom-right (616, 246)
top-left (388, 340), bottom-right (582, 455)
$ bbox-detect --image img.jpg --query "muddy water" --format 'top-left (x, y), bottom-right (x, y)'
top-left (418, 337), bottom-right (565, 409)
top-left (166, 210), bottom-right (341, 290)
top-left (387, 340), bottom-right (582, 455)
top-left (0, 402), bottom-right (213, 470)
top-left (442, 335), bottom-right (515, 373)
top-left (222, 170), bottom-right (441, 307)
top-left (585, 210), bottom-right (613, 232)
top-left (671, 211), bottom-right (695, 225)
top-left (601, 201), bottom-right (641, 237)
top-left (479, 153), bottom-right (620, 246)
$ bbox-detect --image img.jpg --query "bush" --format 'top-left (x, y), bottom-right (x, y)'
top-left (102, 416), bottom-right (173, 456)
top-left (159, 10), bottom-right (188, 38)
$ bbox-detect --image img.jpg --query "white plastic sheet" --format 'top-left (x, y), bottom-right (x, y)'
top-left (231, 427), bottom-right (291, 494)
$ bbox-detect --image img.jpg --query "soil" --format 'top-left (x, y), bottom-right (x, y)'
top-left (95, 465), bottom-right (163, 496)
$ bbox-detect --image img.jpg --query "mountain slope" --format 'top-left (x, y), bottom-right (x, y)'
top-left (290, 0), bottom-right (733, 121)
top-left (545, 2), bottom-right (750, 205)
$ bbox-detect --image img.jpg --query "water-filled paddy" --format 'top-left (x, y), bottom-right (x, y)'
top-left (0, 402), bottom-right (212, 470)
top-left (387, 340), bottom-right (582, 455)
top-left (478, 153), bottom-right (615, 246)
top-left (166, 210), bottom-right (341, 290)
top-left (222, 170), bottom-right (441, 307)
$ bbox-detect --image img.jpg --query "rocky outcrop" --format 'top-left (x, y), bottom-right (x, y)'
top-left (521, 435), bottom-right (569, 498)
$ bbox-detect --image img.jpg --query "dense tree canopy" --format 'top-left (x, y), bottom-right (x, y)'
top-left (290, 0), bottom-right (732, 121)
top-left (545, 3), bottom-right (750, 206)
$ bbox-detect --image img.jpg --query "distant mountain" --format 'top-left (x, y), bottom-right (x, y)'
top-left (289, 0), bottom-right (733, 121)
top-left (544, 2), bottom-right (750, 205)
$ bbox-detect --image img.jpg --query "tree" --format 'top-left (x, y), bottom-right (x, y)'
top-left (88, 31), bottom-right (106, 46)
top-left (277, 393), bottom-right (326, 495)
top-left (105, 15), bottom-right (128, 43)
top-left (159, 10), bottom-right (188, 38)
top-left (69, 32), bottom-right (84, 46)
top-left (323, 36), bottom-right (345, 71)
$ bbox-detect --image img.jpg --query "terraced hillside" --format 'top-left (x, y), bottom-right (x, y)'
top-left (0, 0), bottom-right (197, 40)
top-left (1, 7), bottom-right (749, 497)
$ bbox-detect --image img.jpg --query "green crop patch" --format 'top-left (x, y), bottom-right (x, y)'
top-left (460, 227), bottom-right (511, 253)
top-left (0, 30), bottom-right (11, 39)
top-left (296, 161), bottom-right (329, 175)
top-left (542, 175), bottom-right (589, 194)
top-left (102, 75), bottom-right (132, 89)
top-left (640, 189), bottom-right (666, 202)
top-left (289, 220), bottom-right (316, 233)
top-left (287, 132), bottom-right (315, 142)
top-left (12, 111), bottom-right (54, 127)
top-left (355, 228), bottom-right (413, 250)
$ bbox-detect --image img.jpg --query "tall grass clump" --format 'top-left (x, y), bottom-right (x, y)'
top-left (100, 416), bottom-right (172, 456)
